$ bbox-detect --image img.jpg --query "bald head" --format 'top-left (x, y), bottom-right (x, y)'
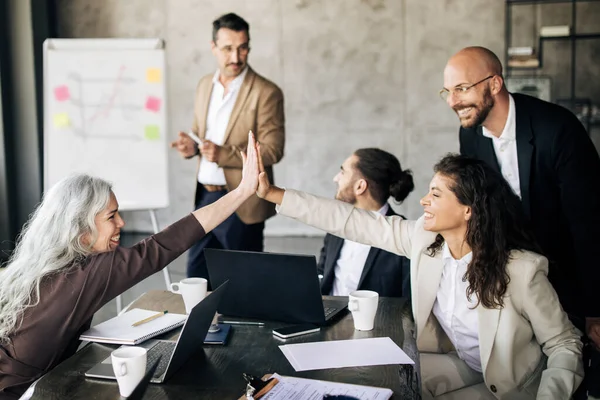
top-left (443, 47), bottom-right (507, 130)
top-left (446, 46), bottom-right (503, 81)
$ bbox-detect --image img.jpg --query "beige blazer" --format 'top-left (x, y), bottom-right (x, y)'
top-left (278, 189), bottom-right (584, 399)
top-left (192, 67), bottom-right (285, 224)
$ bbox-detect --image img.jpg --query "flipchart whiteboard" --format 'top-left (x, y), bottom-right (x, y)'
top-left (43, 39), bottom-right (169, 210)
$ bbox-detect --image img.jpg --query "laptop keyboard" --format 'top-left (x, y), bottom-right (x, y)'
top-left (147, 341), bottom-right (176, 378)
top-left (324, 306), bottom-right (337, 318)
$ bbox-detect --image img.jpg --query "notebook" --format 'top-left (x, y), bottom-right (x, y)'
top-left (204, 323), bottom-right (231, 345)
top-left (80, 308), bottom-right (187, 345)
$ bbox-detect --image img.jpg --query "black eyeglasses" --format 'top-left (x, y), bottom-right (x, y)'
top-left (439, 75), bottom-right (494, 101)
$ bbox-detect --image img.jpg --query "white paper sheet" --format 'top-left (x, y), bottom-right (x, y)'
top-left (262, 373), bottom-right (393, 400)
top-left (278, 337), bottom-right (414, 371)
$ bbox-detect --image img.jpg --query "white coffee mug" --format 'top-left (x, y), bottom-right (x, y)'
top-left (111, 346), bottom-right (147, 397)
top-left (170, 277), bottom-right (208, 314)
top-left (348, 290), bottom-right (379, 331)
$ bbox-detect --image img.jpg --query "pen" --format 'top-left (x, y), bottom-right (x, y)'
top-left (220, 320), bottom-right (264, 326)
top-left (132, 310), bottom-right (168, 327)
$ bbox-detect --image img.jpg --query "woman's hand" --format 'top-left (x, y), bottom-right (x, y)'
top-left (238, 131), bottom-right (259, 196)
top-left (256, 142), bottom-right (271, 199)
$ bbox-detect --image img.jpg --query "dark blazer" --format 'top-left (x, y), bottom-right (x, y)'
top-left (460, 92), bottom-right (600, 318)
top-left (317, 205), bottom-right (411, 298)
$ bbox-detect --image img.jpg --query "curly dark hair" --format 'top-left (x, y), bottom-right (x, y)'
top-left (427, 154), bottom-right (540, 309)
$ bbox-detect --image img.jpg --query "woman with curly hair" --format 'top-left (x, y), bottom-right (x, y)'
top-left (256, 150), bottom-right (583, 399)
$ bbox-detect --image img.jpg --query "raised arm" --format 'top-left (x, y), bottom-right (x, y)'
top-left (86, 132), bottom-right (260, 307)
top-left (256, 146), bottom-right (415, 257)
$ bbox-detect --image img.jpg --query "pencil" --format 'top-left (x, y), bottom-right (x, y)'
top-left (132, 310), bottom-right (168, 327)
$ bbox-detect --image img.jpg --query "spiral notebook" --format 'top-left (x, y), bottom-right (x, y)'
top-left (80, 308), bottom-right (187, 345)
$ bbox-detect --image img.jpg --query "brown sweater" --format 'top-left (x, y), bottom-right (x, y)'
top-left (0, 215), bottom-right (205, 398)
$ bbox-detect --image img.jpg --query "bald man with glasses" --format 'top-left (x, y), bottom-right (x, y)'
top-left (441, 46), bottom-right (600, 352)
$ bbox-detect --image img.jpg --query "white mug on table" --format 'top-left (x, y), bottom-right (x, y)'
top-left (111, 346), bottom-right (147, 397)
top-left (169, 277), bottom-right (208, 314)
top-left (348, 290), bottom-right (379, 331)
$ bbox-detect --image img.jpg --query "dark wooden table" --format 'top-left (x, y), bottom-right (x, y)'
top-left (26, 291), bottom-right (421, 399)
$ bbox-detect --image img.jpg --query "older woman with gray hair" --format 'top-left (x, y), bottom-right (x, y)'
top-left (0, 133), bottom-right (260, 399)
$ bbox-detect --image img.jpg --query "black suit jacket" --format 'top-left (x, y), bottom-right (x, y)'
top-left (460, 92), bottom-right (600, 318)
top-left (317, 205), bottom-right (411, 298)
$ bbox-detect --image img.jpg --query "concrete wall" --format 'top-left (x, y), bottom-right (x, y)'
top-left (56, 0), bottom-right (506, 235)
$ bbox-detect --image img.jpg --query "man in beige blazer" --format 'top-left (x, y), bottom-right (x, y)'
top-left (255, 152), bottom-right (583, 399)
top-left (171, 13), bottom-right (284, 285)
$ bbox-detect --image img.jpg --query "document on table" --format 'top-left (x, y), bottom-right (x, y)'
top-left (262, 373), bottom-right (392, 400)
top-left (278, 337), bottom-right (414, 371)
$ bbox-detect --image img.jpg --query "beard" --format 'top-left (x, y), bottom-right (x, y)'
top-left (454, 87), bottom-right (495, 129)
top-left (335, 186), bottom-right (356, 205)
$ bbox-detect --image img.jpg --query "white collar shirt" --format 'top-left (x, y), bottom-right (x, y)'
top-left (197, 67), bottom-right (248, 185)
top-left (482, 94), bottom-right (521, 198)
top-left (331, 203), bottom-right (390, 296)
top-left (432, 244), bottom-right (481, 372)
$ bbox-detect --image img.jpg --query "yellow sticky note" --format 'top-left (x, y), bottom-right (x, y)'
top-left (144, 125), bottom-right (160, 140)
top-left (146, 68), bottom-right (161, 83)
top-left (53, 113), bottom-right (70, 128)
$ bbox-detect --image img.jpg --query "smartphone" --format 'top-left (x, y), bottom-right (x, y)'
top-left (186, 130), bottom-right (203, 145)
top-left (272, 324), bottom-right (320, 339)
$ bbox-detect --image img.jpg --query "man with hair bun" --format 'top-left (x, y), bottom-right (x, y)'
top-left (317, 148), bottom-right (414, 298)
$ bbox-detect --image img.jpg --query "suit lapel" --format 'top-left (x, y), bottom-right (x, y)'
top-left (415, 250), bottom-right (444, 341)
top-left (322, 236), bottom-right (344, 293)
top-left (477, 126), bottom-right (501, 174)
top-left (477, 305), bottom-right (501, 375)
top-left (223, 67), bottom-right (254, 144)
top-left (358, 248), bottom-right (378, 290)
top-left (514, 95), bottom-right (534, 220)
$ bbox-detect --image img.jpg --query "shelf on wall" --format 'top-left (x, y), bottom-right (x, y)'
top-left (507, 34), bottom-right (600, 70)
top-left (507, 0), bottom-right (600, 5)
top-left (540, 33), bottom-right (600, 40)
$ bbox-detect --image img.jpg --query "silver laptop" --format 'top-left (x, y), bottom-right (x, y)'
top-left (85, 281), bottom-right (227, 383)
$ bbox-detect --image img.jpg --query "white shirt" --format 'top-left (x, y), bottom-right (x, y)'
top-left (482, 94), bottom-right (521, 198)
top-left (331, 204), bottom-right (390, 296)
top-left (197, 67), bottom-right (248, 185)
top-left (432, 244), bottom-right (481, 372)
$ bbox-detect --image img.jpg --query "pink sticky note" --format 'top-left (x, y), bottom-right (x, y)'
top-left (54, 85), bottom-right (70, 102)
top-left (145, 96), bottom-right (161, 113)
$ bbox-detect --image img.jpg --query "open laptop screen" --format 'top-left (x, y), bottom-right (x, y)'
top-left (205, 249), bottom-right (334, 325)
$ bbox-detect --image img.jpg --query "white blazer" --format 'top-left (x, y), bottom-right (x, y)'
top-left (278, 189), bottom-right (583, 399)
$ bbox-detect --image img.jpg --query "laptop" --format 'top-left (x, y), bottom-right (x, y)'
top-left (204, 249), bottom-right (347, 325)
top-left (85, 281), bottom-right (228, 383)
top-left (126, 355), bottom-right (161, 400)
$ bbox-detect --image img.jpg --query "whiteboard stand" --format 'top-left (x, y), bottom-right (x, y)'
top-left (115, 209), bottom-right (172, 314)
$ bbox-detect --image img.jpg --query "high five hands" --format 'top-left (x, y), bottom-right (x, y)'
top-left (239, 132), bottom-right (282, 204)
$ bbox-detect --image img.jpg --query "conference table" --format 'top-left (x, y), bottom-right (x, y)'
top-left (25, 291), bottom-right (421, 399)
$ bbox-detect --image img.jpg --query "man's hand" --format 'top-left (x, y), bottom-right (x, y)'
top-left (586, 317), bottom-right (600, 349)
top-left (170, 132), bottom-right (198, 158)
top-left (200, 140), bottom-right (221, 163)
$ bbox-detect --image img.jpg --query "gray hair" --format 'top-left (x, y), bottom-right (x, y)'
top-left (0, 174), bottom-right (112, 342)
